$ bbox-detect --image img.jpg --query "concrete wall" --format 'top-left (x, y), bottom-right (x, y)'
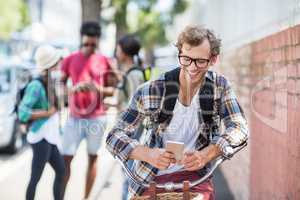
top-left (170, 0), bottom-right (300, 199)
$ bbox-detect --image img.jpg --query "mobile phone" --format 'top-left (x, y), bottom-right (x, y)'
top-left (165, 141), bottom-right (184, 161)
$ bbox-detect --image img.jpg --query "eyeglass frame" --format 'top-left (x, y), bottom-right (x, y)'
top-left (178, 54), bottom-right (211, 68)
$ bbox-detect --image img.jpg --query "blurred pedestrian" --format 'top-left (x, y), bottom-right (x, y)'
top-left (112, 35), bottom-right (145, 111)
top-left (60, 21), bottom-right (115, 200)
top-left (18, 45), bottom-right (65, 200)
top-left (111, 34), bottom-right (145, 200)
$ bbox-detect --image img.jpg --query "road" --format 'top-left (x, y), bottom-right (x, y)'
top-left (0, 140), bottom-right (123, 200)
top-left (0, 106), bottom-right (233, 200)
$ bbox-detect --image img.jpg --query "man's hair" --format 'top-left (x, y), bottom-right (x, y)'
top-left (117, 35), bottom-right (141, 57)
top-left (80, 21), bottom-right (101, 37)
top-left (175, 25), bottom-right (221, 57)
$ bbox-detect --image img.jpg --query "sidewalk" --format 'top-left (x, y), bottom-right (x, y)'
top-left (0, 105), bottom-right (123, 200)
top-left (64, 141), bottom-right (123, 200)
top-left (0, 140), bottom-right (232, 200)
top-left (0, 103), bottom-right (233, 200)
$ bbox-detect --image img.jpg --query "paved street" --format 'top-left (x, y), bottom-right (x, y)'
top-left (0, 144), bottom-right (233, 200)
top-left (0, 140), bottom-right (123, 200)
top-left (0, 107), bottom-right (233, 200)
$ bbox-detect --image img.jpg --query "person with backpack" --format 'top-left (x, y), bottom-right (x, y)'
top-left (111, 34), bottom-right (147, 200)
top-left (112, 35), bottom-right (145, 112)
top-left (18, 45), bottom-right (65, 200)
top-left (106, 25), bottom-right (249, 200)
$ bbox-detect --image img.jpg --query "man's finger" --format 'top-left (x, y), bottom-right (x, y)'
top-left (163, 151), bottom-right (175, 159)
top-left (185, 165), bottom-right (198, 171)
top-left (159, 156), bottom-right (173, 165)
top-left (183, 154), bottom-right (196, 164)
top-left (184, 160), bottom-right (196, 169)
top-left (157, 160), bottom-right (170, 169)
top-left (184, 151), bottom-right (194, 156)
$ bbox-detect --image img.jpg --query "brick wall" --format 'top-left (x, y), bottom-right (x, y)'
top-left (216, 44), bottom-right (253, 200)
top-left (249, 24), bottom-right (300, 200)
top-left (217, 24), bottom-right (300, 199)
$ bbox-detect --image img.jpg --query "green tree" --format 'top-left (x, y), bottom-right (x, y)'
top-left (107, 0), bottom-right (188, 64)
top-left (0, 0), bottom-right (30, 39)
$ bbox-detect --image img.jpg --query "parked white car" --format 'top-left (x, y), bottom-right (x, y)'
top-left (0, 61), bottom-right (32, 153)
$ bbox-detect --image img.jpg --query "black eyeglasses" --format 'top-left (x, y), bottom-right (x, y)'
top-left (178, 55), bottom-right (210, 68)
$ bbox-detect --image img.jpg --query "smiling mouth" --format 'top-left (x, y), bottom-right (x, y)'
top-left (187, 70), bottom-right (201, 77)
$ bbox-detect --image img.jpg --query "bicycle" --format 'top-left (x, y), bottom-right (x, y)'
top-left (115, 142), bottom-right (247, 200)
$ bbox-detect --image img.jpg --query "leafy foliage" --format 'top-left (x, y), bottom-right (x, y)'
top-left (107, 0), bottom-right (188, 49)
top-left (0, 0), bottom-right (30, 39)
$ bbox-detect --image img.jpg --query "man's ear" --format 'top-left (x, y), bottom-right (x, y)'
top-left (209, 55), bottom-right (218, 65)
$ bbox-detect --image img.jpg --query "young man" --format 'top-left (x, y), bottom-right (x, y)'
top-left (60, 21), bottom-right (114, 199)
top-left (106, 25), bottom-right (249, 199)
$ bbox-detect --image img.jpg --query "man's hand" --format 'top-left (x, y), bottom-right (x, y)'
top-left (146, 148), bottom-right (176, 170)
top-left (72, 82), bottom-right (95, 93)
top-left (182, 144), bottom-right (222, 171)
top-left (130, 146), bottom-right (176, 170)
top-left (97, 85), bottom-right (115, 97)
top-left (182, 151), bottom-right (209, 171)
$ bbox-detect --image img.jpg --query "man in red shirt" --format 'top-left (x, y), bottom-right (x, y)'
top-left (60, 21), bottom-right (115, 199)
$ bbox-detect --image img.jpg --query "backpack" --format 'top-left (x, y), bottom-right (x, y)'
top-left (12, 77), bottom-right (45, 123)
top-left (157, 67), bottom-right (215, 125)
top-left (121, 66), bottom-right (152, 99)
top-left (150, 67), bottom-right (216, 150)
top-left (126, 66), bottom-right (152, 82)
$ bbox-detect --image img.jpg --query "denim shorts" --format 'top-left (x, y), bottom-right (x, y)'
top-left (61, 115), bottom-right (107, 155)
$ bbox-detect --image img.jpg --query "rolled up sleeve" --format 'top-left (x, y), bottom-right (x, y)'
top-left (106, 87), bottom-right (146, 162)
top-left (211, 78), bottom-right (249, 157)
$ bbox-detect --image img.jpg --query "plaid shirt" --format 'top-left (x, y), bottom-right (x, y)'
top-left (106, 69), bottom-right (249, 197)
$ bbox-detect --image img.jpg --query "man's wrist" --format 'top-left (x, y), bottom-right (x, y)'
top-left (129, 145), bottom-right (151, 163)
top-left (199, 144), bottom-right (222, 163)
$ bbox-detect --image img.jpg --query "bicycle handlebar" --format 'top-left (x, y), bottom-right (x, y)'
top-left (116, 141), bottom-right (247, 191)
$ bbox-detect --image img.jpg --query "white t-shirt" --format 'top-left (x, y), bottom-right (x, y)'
top-left (27, 112), bottom-right (62, 147)
top-left (157, 93), bottom-right (200, 176)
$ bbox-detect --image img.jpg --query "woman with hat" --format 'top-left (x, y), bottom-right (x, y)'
top-left (18, 45), bottom-right (65, 200)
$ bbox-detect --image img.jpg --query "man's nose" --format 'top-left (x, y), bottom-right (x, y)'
top-left (189, 61), bottom-right (198, 70)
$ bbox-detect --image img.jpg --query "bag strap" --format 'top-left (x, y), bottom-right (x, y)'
top-left (127, 66), bottom-right (146, 81)
top-left (157, 68), bottom-right (215, 125)
top-left (199, 75), bottom-right (215, 124)
top-left (157, 67), bottom-right (180, 124)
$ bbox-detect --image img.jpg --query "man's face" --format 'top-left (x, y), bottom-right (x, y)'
top-left (81, 35), bottom-right (99, 56)
top-left (179, 39), bottom-right (216, 84)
